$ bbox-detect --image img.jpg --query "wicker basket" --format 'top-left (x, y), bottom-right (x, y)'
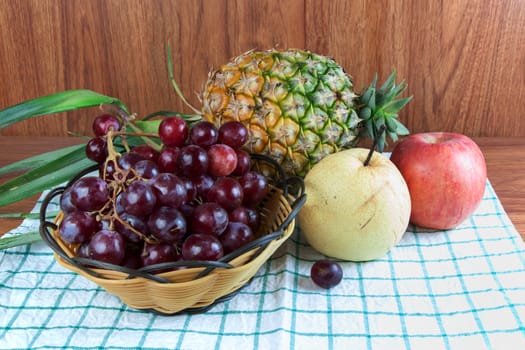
top-left (39, 155), bottom-right (305, 315)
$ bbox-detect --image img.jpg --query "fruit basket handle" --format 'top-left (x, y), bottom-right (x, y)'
top-left (279, 190), bottom-right (307, 235)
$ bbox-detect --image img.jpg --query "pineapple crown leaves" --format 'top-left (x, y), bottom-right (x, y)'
top-left (357, 70), bottom-right (413, 152)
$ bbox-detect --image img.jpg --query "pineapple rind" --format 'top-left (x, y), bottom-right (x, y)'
top-left (202, 49), bottom-right (361, 177)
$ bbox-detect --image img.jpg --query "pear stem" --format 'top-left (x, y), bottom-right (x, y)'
top-left (364, 125), bottom-right (386, 166)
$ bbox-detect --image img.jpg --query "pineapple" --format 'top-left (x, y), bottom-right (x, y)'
top-left (195, 49), bottom-right (412, 177)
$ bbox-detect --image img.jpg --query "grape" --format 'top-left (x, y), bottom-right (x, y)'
top-left (88, 230), bottom-right (126, 265)
top-left (226, 206), bottom-right (260, 231)
top-left (100, 159), bottom-right (117, 181)
top-left (228, 206), bottom-right (260, 231)
top-left (147, 206), bottom-right (187, 244)
top-left (118, 152), bottom-right (146, 171)
top-left (134, 159), bottom-right (160, 179)
top-left (190, 121), bottom-right (219, 147)
top-left (190, 175), bottom-right (214, 200)
top-left (240, 171), bottom-right (268, 207)
top-left (207, 177), bottom-right (243, 211)
top-left (120, 180), bottom-right (157, 217)
top-left (141, 243), bottom-right (181, 268)
top-left (150, 173), bottom-right (187, 208)
top-left (181, 177), bottom-right (197, 203)
top-left (114, 192), bottom-right (125, 215)
top-left (190, 202), bottom-right (229, 236)
top-left (245, 207), bottom-right (261, 232)
top-left (113, 213), bottom-right (147, 243)
top-left (182, 233), bottom-right (223, 261)
top-left (59, 187), bottom-right (77, 214)
top-left (122, 244), bottom-right (143, 269)
top-left (179, 203), bottom-right (196, 219)
top-left (93, 114), bottom-right (121, 137)
top-left (85, 137), bottom-right (108, 163)
top-left (220, 222), bottom-right (254, 254)
top-left (218, 121), bottom-right (249, 149)
top-left (228, 206), bottom-right (249, 225)
top-left (69, 176), bottom-right (109, 212)
top-left (177, 145), bottom-right (209, 177)
top-left (207, 144), bottom-right (238, 177)
top-left (232, 149), bottom-right (251, 176)
top-left (310, 260), bottom-right (343, 289)
top-left (131, 144), bottom-right (159, 162)
top-left (159, 116), bottom-right (189, 147)
top-left (77, 241), bottom-right (91, 258)
top-left (59, 211), bottom-right (100, 244)
top-left (157, 146), bottom-right (180, 173)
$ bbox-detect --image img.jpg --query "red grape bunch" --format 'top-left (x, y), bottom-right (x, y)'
top-left (59, 114), bottom-right (269, 271)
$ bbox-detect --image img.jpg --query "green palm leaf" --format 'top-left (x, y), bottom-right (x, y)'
top-left (0, 89), bottom-right (127, 129)
top-left (0, 144), bottom-right (84, 176)
top-left (0, 232), bottom-right (42, 250)
top-left (0, 145), bottom-right (94, 207)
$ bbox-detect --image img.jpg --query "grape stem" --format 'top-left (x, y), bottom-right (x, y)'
top-left (108, 130), bottom-right (159, 139)
top-left (100, 130), bottom-right (160, 244)
top-left (100, 103), bottom-right (163, 151)
top-left (364, 124), bottom-right (386, 166)
top-left (126, 122), bottom-right (163, 151)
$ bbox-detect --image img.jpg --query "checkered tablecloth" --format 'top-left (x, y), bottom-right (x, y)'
top-left (1, 180), bottom-right (525, 349)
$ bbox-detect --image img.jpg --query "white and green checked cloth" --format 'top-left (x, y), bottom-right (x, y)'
top-left (1, 180), bottom-right (524, 349)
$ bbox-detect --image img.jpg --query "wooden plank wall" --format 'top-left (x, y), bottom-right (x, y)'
top-left (1, 0), bottom-right (524, 137)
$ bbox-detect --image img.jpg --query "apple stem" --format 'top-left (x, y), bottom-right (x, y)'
top-left (364, 125), bottom-right (386, 166)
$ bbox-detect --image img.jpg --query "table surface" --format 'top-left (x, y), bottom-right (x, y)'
top-left (1, 135), bottom-right (525, 349)
top-left (0, 136), bottom-right (524, 240)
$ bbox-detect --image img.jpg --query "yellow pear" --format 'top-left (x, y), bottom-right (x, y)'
top-left (297, 148), bottom-right (411, 261)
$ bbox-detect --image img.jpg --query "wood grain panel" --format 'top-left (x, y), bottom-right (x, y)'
top-left (0, 0), bottom-right (524, 138)
top-left (0, 0), bottom-right (67, 135)
top-left (305, 0), bottom-right (525, 138)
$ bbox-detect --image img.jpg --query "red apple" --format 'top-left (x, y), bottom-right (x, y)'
top-left (390, 132), bottom-right (487, 230)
